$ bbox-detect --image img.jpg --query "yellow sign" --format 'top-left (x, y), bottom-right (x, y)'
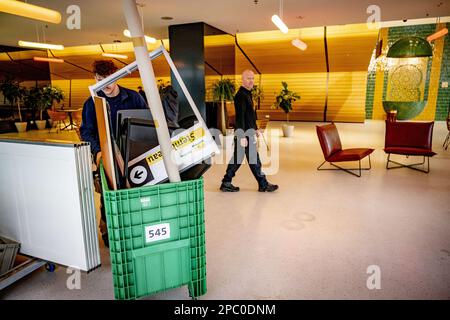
top-left (145, 127), bottom-right (205, 166)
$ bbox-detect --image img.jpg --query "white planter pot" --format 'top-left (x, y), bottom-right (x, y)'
top-left (36, 120), bottom-right (47, 130)
top-left (225, 128), bottom-right (234, 136)
top-left (15, 122), bottom-right (27, 133)
top-left (282, 124), bottom-right (294, 137)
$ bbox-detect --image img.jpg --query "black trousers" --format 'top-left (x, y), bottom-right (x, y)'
top-left (222, 135), bottom-right (267, 187)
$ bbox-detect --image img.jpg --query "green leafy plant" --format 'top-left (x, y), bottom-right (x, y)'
top-left (251, 84), bottom-right (264, 108)
top-left (24, 85), bottom-right (64, 120)
top-left (0, 77), bottom-right (26, 122)
top-left (272, 81), bottom-right (300, 122)
top-left (42, 85), bottom-right (64, 111)
top-left (211, 78), bottom-right (236, 134)
top-left (212, 78), bottom-right (235, 102)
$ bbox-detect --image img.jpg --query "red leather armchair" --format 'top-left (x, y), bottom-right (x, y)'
top-left (316, 123), bottom-right (374, 177)
top-left (384, 120), bottom-right (436, 173)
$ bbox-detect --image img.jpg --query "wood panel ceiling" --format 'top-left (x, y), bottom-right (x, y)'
top-left (236, 28), bottom-right (327, 74)
top-left (326, 24), bottom-right (379, 72)
top-left (0, 24), bottom-right (379, 80)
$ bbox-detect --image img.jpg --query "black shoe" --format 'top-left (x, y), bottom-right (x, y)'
top-left (258, 182), bottom-right (279, 192)
top-left (102, 232), bottom-right (109, 248)
top-left (220, 182), bottom-right (240, 192)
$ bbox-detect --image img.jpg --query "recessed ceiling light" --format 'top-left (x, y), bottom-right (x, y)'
top-left (161, 16), bottom-right (173, 20)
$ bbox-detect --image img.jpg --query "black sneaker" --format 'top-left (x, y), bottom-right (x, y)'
top-left (220, 182), bottom-right (240, 192)
top-left (258, 182), bottom-right (279, 192)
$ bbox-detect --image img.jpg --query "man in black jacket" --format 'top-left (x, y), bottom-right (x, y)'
top-left (220, 70), bottom-right (278, 192)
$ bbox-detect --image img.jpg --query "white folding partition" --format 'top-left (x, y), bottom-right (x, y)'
top-left (0, 139), bottom-right (100, 272)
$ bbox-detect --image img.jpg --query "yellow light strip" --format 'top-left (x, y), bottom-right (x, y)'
top-left (0, 0), bottom-right (61, 24)
top-left (123, 29), bottom-right (157, 44)
top-left (18, 40), bottom-right (64, 50)
top-left (102, 52), bottom-right (128, 59)
top-left (33, 56), bottom-right (64, 63)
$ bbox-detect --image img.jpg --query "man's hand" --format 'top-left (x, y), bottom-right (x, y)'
top-left (95, 152), bottom-right (102, 167)
top-left (240, 138), bottom-right (248, 148)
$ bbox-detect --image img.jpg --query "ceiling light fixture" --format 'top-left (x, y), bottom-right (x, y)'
top-left (272, 0), bottom-right (289, 34)
top-left (387, 36), bottom-right (433, 58)
top-left (123, 29), bottom-right (157, 44)
top-left (0, 0), bottom-right (61, 24)
top-left (18, 40), bottom-right (64, 50)
top-left (291, 38), bottom-right (307, 51)
top-left (99, 42), bottom-right (128, 60)
top-left (102, 52), bottom-right (128, 59)
top-left (427, 27), bottom-right (448, 42)
top-left (33, 56), bottom-right (64, 63)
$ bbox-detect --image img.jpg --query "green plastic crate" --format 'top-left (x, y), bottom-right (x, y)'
top-left (100, 166), bottom-right (207, 300)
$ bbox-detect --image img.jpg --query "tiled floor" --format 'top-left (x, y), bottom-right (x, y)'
top-left (1, 120), bottom-right (449, 300)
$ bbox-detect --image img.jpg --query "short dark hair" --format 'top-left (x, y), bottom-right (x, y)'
top-left (92, 60), bottom-right (118, 76)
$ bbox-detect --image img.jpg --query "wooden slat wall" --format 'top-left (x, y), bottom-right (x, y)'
top-left (257, 73), bottom-right (327, 121)
top-left (208, 72), bottom-right (366, 122)
top-left (327, 71), bottom-right (368, 122)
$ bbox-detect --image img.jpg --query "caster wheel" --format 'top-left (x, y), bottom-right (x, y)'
top-left (45, 263), bottom-right (56, 272)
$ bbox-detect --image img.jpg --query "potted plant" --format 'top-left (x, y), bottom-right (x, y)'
top-left (24, 87), bottom-right (44, 130)
top-left (251, 84), bottom-right (264, 109)
top-left (211, 78), bottom-right (235, 135)
top-left (25, 85), bottom-right (64, 130)
top-left (272, 81), bottom-right (300, 137)
top-left (0, 78), bottom-right (27, 132)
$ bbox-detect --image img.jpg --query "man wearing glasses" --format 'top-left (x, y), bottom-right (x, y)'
top-left (80, 60), bottom-right (147, 247)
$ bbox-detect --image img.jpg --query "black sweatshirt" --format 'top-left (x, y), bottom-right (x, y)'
top-left (234, 86), bottom-right (257, 134)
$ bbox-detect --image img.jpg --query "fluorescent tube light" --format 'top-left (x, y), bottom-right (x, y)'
top-left (18, 40), bottom-right (64, 50)
top-left (33, 57), bottom-right (64, 63)
top-left (292, 38), bottom-right (307, 51)
top-left (0, 0), bottom-right (61, 24)
top-left (271, 14), bottom-right (289, 34)
top-left (102, 52), bottom-right (128, 59)
top-left (123, 29), bottom-right (157, 44)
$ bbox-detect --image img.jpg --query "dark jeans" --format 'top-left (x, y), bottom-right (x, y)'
top-left (222, 135), bottom-right (267, 187)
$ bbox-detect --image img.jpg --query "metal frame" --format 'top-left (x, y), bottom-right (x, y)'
top-left (444, 132), bottom-right (450, 150)
top-left (386, 153), bottom-right (431, 173)
top-left (89, 45), bottom-right (216, 152)
top-left (89, 46), bottom-right (163, 97)
top-left (0, 257), bottom-right (46, 291)
top-left (317, 155), bottom-right (372, 178)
